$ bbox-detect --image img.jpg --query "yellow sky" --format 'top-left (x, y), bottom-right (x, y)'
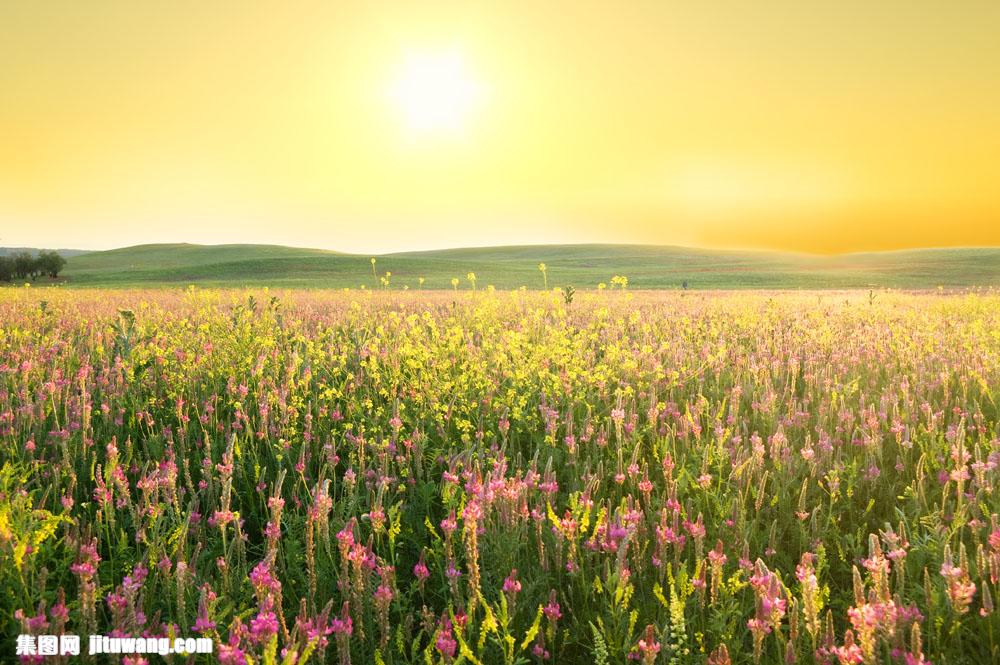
top-left (2, 1), bottom-right (999, 253)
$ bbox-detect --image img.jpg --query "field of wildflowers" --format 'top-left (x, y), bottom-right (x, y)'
top-left (2, 287), bottom-right (999, 664)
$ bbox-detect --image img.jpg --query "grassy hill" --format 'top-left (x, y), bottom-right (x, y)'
top-left (26, 243), bottom-right (1000, 289)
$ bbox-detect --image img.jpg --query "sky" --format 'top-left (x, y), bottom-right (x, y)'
top-left (1, 1), bottom-right (999, 254)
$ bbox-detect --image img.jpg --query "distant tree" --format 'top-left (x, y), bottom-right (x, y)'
top-left (12, 251), bottom-right (34, 280)
top-left (0, 256), bottom-right (13, 282)
top-left (37, 250), bottom-right (67, 278)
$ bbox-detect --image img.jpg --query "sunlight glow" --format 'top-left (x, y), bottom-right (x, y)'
top-left (388, 50), bottom-right (484, 136)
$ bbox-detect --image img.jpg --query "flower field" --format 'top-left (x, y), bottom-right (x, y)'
top-left (2, 287), bottom-right (999, 664)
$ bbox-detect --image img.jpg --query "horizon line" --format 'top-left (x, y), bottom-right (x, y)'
top-left (4, 240), bottom-right (1000, 259)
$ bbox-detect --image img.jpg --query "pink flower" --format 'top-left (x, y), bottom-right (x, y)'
top-left (218, 646), bottom-right (248, 665)
top-left (831, 630), bottom-right (864, 664)
top-left (543, 591), bottom-right (562, 622)
top-left (445, 560), bottom-right (462, 580)
top-left (683, 517), bottom-right (706, 539)
top-left (330, 603), bottom-right (353, 636)
top-left (336, 521), bottom-right (355, 551)
top-left (374, 584), bottom-right (394, 604)
top-left (249, 561), bottom-right (280, 595)
top-left (435, 619), bottom-right (457, 661)
top-left (440, 512), bottom-right (458, 537)
top-left (989, 529), bottom-right (1000, 552)
top-left (532, 643), bottom-right (551, 659)
top-left (463, 499), bottom-right (483, 522)
top-left (413, 556), bottom-right (430, 583)
top-left (249, 609), bottom-right (279, 644)
top-left (708, 541), bottom-right (727, 566)
top-left (747, 617), bottom-right (771, 637)
top-left (503, 569), bottom-right (522, 595)
top-left (193, 611), bottom-right (216, 633)
top-left (636, 625), bottom-right (661, 665)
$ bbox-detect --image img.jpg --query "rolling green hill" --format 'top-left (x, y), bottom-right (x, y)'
top-left (25, 243), bottom-right (1000, 289)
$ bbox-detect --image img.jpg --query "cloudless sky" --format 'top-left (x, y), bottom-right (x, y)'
top-left (2, 1), bottom-right (999, 253)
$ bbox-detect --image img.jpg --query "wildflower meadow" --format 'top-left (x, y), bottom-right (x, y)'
top-left (2, 287), bottom-right (999, 664)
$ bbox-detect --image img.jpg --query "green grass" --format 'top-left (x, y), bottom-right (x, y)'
top-left (31, 242), bottom-right (1000, 289)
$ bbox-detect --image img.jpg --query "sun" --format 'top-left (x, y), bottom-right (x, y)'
top-left (388, 50), bottom-right (485, 136)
